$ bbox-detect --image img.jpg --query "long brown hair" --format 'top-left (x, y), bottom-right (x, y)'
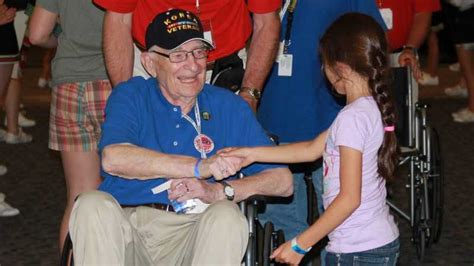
top-left (320, 13), bottom-right (398, 181)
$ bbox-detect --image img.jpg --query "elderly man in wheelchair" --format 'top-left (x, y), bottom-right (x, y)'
top-left (67, 9), bottom-right (292, 265)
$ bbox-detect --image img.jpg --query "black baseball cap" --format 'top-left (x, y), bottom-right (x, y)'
top-left (145, 9), bottom-right (214, 51)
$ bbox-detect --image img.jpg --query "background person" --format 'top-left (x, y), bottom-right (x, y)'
top-left (94, 0), bottom-right (281, 111)
top-left (255, 2), bottom-right (386, 264)
top-left (29, 0), bottom-right (112, 250)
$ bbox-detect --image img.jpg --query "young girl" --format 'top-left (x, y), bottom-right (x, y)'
top-left (221, 13), bottom-right (400, 265)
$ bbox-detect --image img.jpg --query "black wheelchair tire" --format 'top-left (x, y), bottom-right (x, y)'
top-left (413, 192), bottom-right (426, 261)
top-left (430, 128), bottom-right (444, 243)
top-left (262, 222), bottom-right (274, 266)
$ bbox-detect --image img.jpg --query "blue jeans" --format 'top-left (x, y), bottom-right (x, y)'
top-left (258, 164), bottom-right (324, 240)
top-left (325, 238), bottom-right (400, 266)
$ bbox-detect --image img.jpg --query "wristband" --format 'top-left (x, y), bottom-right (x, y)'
top-left (194, 158), bottom-right (202, 178)
top-left (291, 237), bottom-right (311, 255)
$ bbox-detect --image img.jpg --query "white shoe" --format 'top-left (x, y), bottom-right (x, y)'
top-left (418, 72), bottom-right (439, 86)
top-left (0, 165), bottom-right (7, 176)
top-left (4, 129), bottom-right (33, 144)
top-left (38, 77), bottom-right (51, 88)
top-left (449, 62), bottom-right (460, 72)
top-left (0, 193), bottom-right (20, 217)
top-left (444, 84), bottom-right (468, 97)
top-left (452, 108), bottom-right (474, 123)
top-left (4, 112), bottom-right (36, 128)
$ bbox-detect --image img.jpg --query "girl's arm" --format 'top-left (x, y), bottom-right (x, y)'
top-left (270, 146), bottom-right (362, 265)
top-left (28, 4), bottom-right (58, 48)
top-left (221, 130), bottom-right (328, 167)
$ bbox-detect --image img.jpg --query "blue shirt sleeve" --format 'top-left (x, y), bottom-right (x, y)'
top-left (98, 83), bottom-right (141, 152)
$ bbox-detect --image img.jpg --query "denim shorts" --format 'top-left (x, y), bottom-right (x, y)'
top-left (325, 238), bottom-right (400, 266)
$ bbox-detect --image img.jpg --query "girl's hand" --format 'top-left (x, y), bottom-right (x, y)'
top-left (218, 147), bottom-right (256, 168)
top-left (199, 154), bottom-right (242, 180)
top-left (270, 240), bottom-right (304, 265)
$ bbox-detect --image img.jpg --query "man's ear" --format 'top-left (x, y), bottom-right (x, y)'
top-left (141, 52), bottom-right (158, 78)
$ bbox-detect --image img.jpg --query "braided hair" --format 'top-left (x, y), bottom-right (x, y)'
top-left (320, 13), bottom-right (398, 181)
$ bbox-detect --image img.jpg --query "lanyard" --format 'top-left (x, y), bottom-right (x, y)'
top-left (279, 0), bottom-right (291, 21)
top-left (181, 99), bottom-right (207, 159)
top-left (283, 0), bottom-right (297, 54)
top-left (196, 0), bottom-right (200, 16)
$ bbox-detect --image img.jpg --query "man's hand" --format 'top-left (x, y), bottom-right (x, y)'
top-left (398, 49), bottom-right (422, 81)
top-left (0, 0), bottom-right (16, 26)
top-left (168, 178), bottom-right (224, 204)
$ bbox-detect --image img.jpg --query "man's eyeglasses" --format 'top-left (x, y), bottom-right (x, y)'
top-left (151, 47), bottom-right (209, 63)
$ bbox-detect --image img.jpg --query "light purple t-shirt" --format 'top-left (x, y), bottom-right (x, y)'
top-left (322, 96), bottom-right (399, 253)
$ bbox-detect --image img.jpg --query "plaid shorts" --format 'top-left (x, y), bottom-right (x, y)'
top-left (49, 80), bottom-right (112, 151)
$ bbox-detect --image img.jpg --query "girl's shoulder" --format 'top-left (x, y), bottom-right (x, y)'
top-left (333, 97), bottom-right (381, 134)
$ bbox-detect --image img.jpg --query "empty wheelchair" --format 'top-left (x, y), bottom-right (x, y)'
top-left (386, 66), bottom-right (444, 261)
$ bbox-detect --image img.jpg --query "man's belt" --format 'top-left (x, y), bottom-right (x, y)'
top-left (121, 203), bottom-right (175, 212)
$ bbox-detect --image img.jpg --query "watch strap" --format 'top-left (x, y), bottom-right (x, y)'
top-left (222, 181), bottom-right (234, 201)
top-left (238, 87), bottom-right (261, 100)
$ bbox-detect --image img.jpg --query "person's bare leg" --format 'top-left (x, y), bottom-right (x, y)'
top-left (457, 46), bottom-right (474, 112)
top-left (466, 50), bottom-right (474, 111)
top-left (426, 30), bottom-right (439, 77)
top-left (4, 78), bottom-right (21, 134)
top-left (39, 48), bottom-right (55, 86)
top-left (0, 64), bottom-right (14, 96)
top-left (59, 151), bottom-right (101, 253)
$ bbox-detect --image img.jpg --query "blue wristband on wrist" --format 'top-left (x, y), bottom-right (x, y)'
top-left (194, 158), bottom-right (202, 178)
top-left (291, 237), bottom-right (311, 255)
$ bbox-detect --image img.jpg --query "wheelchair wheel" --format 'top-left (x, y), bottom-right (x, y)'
top-left (413, 192), bottom-right (426, 261)
top-left (273, 230), bottom-right (286, 266)
top-left (60, 233), bottom-right (74, 266)
top-left (256, 221), bottom-right (265, 266)
top-left (262, 222), bottom-right (274, 266)
top-left (428, 128), bottom-right (444, 243)
top-left (274, 229), bottom-right (285, 247)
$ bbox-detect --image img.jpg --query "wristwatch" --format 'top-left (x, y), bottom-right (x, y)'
top-left (237, 87), bottom-right (261, 100)
top-left (222, 181), bottom-right (235, 201)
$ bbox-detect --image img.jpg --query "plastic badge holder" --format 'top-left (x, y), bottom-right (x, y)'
top-left (152, 181), bottom-right (209, 214)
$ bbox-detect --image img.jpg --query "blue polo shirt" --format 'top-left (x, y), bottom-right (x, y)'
top-left (257, 1), bottom-right (385, 143)
top-left (98, 77), bottom-right (282, 205)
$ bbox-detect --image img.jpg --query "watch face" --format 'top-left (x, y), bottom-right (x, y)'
top-left (253, 89), bottom-right (261, 98)
top-left (225, 186), bottom-right (235, 197)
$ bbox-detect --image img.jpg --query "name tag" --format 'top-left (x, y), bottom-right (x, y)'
top-left (379, 8), bottom-right (393, 30)
top-left (278, 54), bottom-right (293, 77)
top-left (201, 20), bottom-right (215, 47)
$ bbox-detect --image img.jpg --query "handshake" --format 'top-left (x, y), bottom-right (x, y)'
top-left (166, 147), bottom-right (257, 205)
top-left (199, 147), bottom-right (255, 180)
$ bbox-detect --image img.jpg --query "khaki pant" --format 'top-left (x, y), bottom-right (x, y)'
top-left (70, 191), bottom-right (248, 265)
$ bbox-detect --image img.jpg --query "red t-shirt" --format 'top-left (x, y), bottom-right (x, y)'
top-left (377, 0), bottom-right (440, 50)
top-left (94, 0), bottom-right (280, 61)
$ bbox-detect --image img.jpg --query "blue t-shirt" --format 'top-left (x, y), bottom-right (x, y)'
top-left (98, 77), bottom-right (283, 205)
top-left (258, 0), bottom-right (385, 143)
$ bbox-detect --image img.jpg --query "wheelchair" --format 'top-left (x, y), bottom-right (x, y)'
top-left (386, 66), bottom-right (444, 261)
